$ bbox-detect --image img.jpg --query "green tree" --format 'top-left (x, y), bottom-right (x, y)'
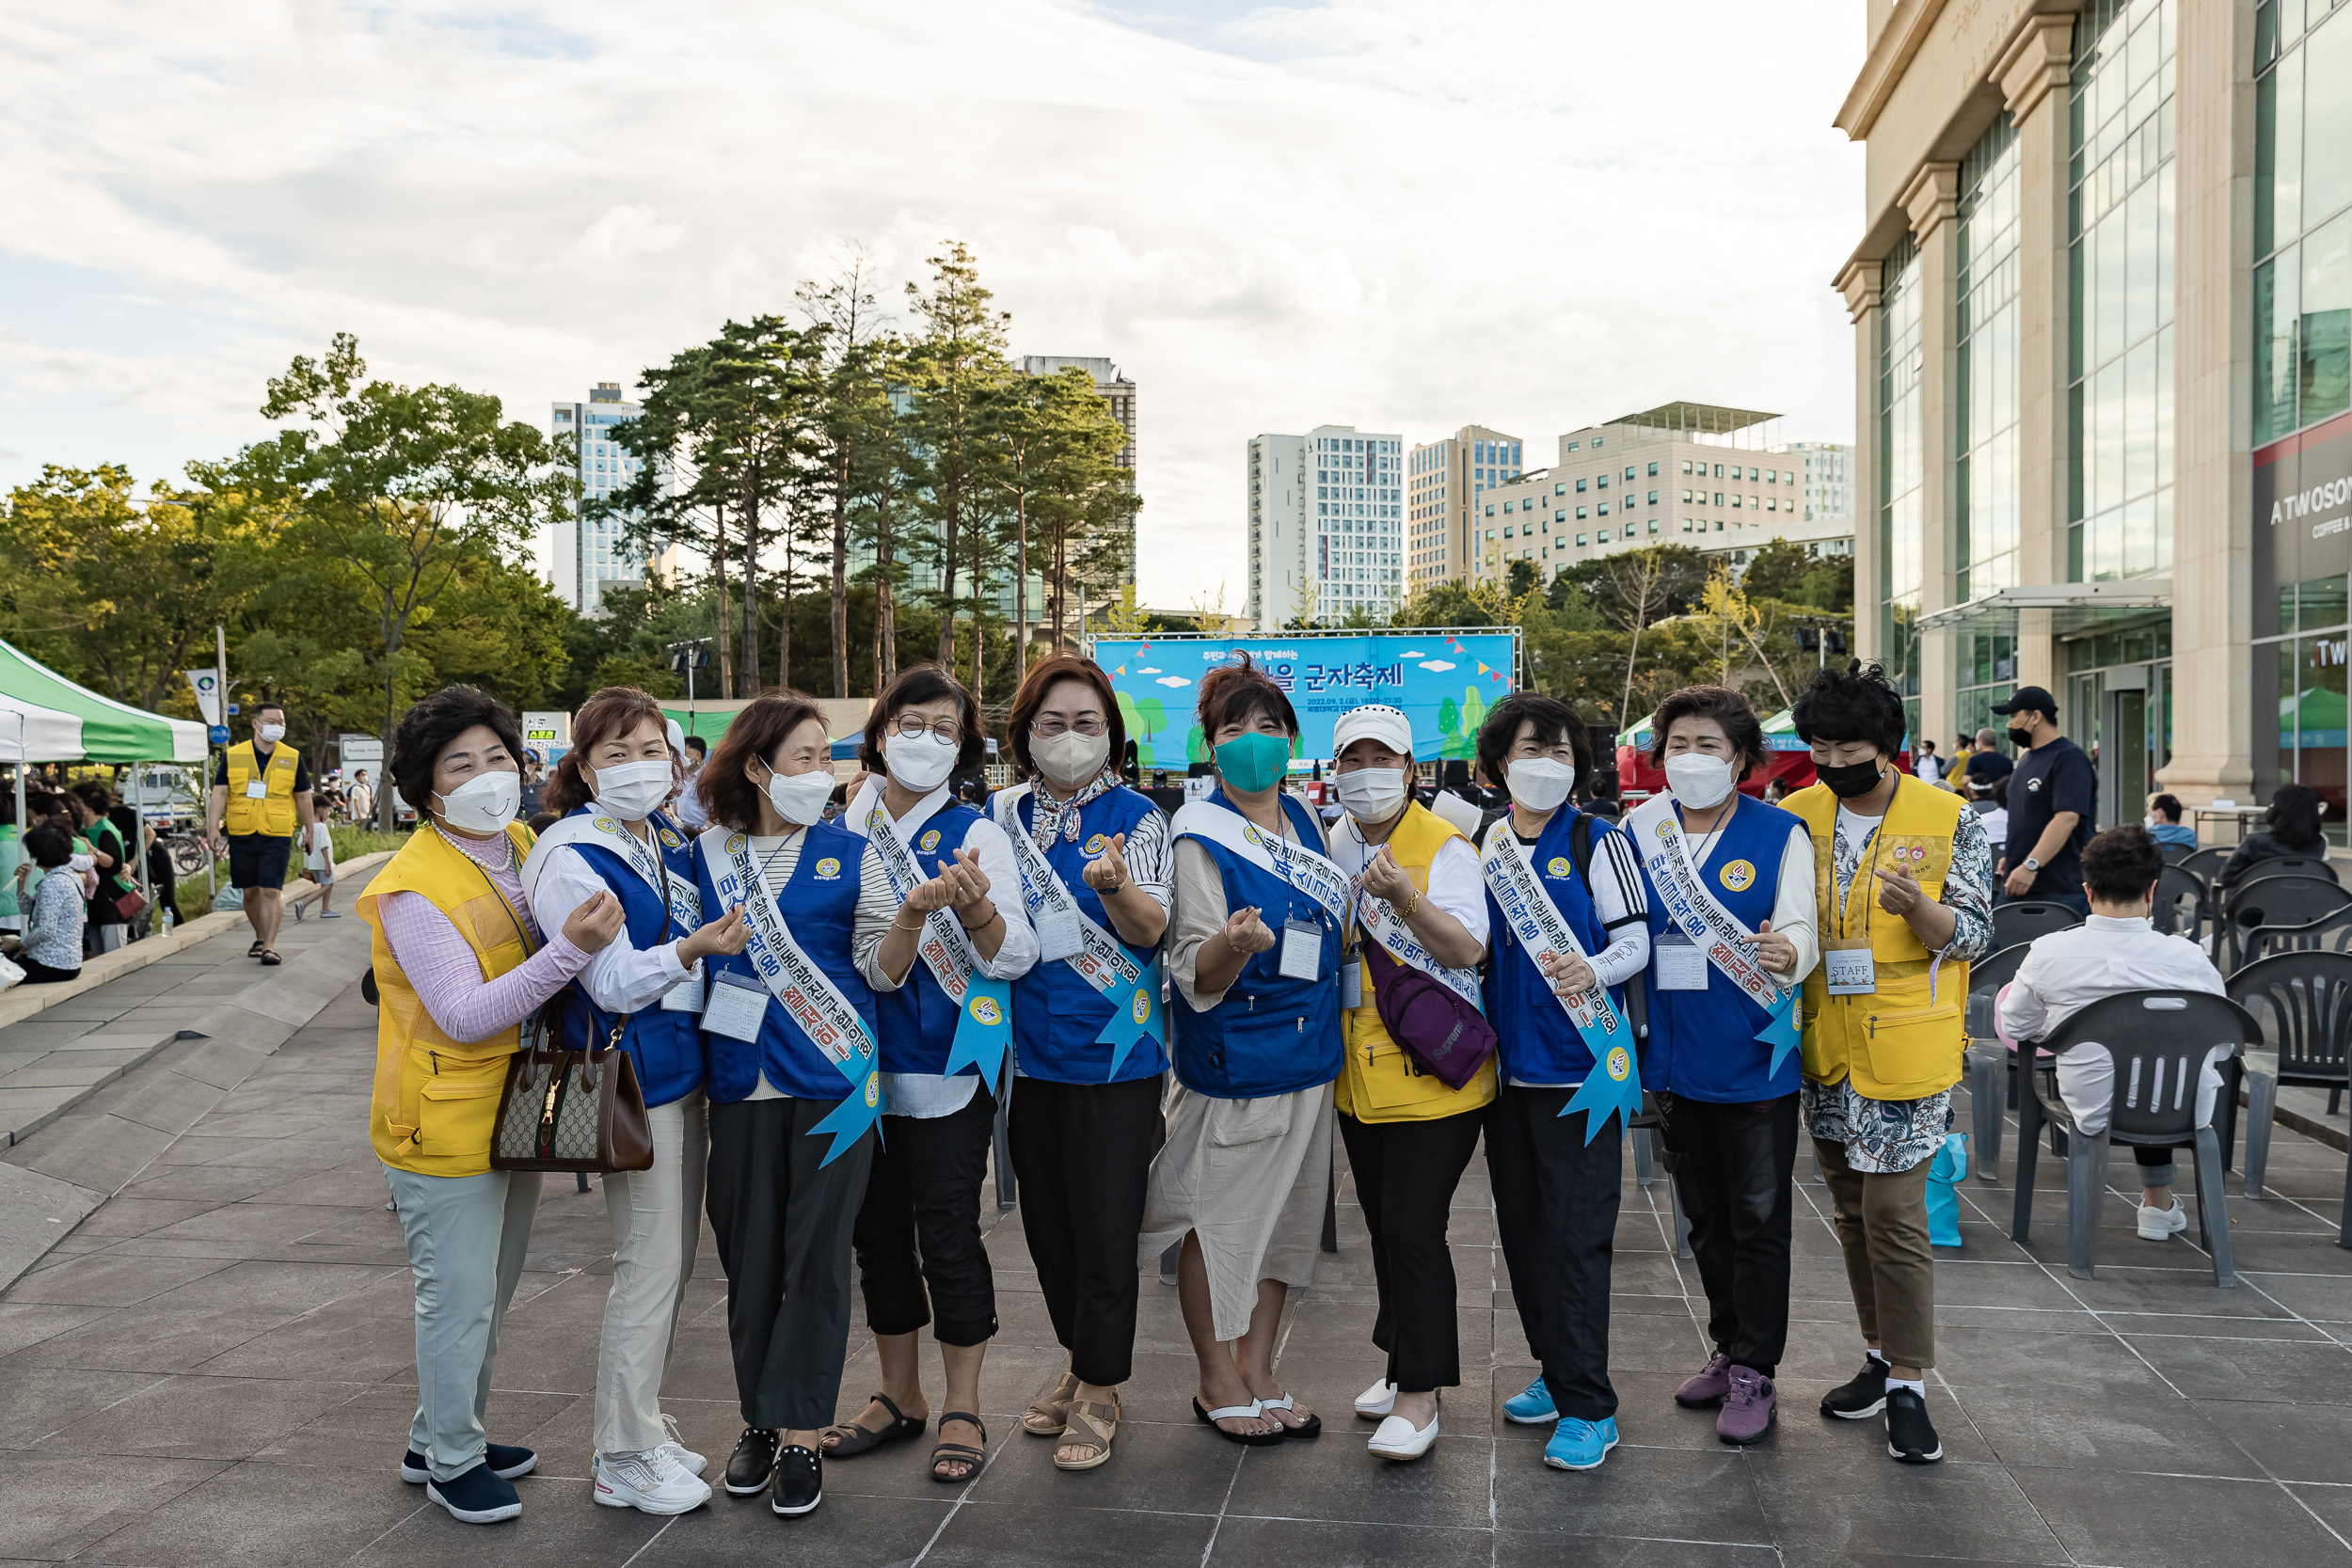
top-left (800, 252), bottom-right (899, 698)
top-left (903, 242), bottom-right (1013, 671)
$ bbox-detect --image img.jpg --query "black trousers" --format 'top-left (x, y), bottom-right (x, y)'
top-left (1486, 1085), bottom-right (1621, 1422)
top-left (852, 1084), bottom-right (999, 1347)
top-left (706, 1096), bottom-right (874, 1431)
top-left (1658, 1091), bottom-right (1797, 1377)
top-left (1007, 1073), bottom-right (1162, 1387)
top-left (1339, 1107), bottom-right (1484, 1392)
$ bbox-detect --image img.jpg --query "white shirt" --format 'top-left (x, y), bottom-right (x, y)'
top-left (672, 771), bottom-right (710, 832)
top-left (1481, 810), bottom-right (1655, 1088)
top-left (1915, 753), bottom-right (1947, 782)
top-left (1994, 913), bottom-right (2228, 1134)
top-left (841, 777), bottom-right (1039, 1117)
top-left (1327, 809), bottom-right (1490, 952)
top-left (1645, 804), bottom-right (1819, 990)
top-left (529, 830), bottom-right (695, 1017)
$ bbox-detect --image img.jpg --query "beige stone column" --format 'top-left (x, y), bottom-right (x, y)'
top-left (2156, 0), bottom-right (2255, 810)
top-left (1996, 16), bottom-right (2077, 690)
top-left (1838, 259), bottom-right (1883, 665)
top-left (1904, 163), bottom-right (1962, 747)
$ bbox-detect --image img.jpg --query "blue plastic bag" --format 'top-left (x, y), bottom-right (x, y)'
top-left (1925, 1132), bottom-right (1968, 1248)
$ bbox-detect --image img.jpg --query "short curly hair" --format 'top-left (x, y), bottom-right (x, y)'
top-left (389, 686), bottom-right (524, 815)
top-left (2082, 824), bottom-right (2164, 904)
top-left (1474, 692), bottom-right (1593, 796)
top-left (1791, 660), bottom-right (1907, 758)
top-left (1647, 685), bottom-right (1768, 781)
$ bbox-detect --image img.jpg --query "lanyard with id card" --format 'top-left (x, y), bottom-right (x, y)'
top-left (1034, 900), bottom-right (1085, 963)
top-left (1279, 914), bottom-right (1325, 982)
top-left (1822, 940), bottom-right (1876, 995)
top-left (702, 968), bottom-right (771, 1042)
top-left (1655, 930), bottom-right (1708, 990)
top-left (660, 960), bottom-right (707, 1013)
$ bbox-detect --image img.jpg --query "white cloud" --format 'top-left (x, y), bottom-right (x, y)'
top-left (0, 0), bottom-right (1865, 603)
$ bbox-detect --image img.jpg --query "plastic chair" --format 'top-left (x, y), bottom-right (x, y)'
top-left (1991, 900), bottom-right (2081, 950)
top-left (2221, 878), bottom-right (2352, 973)
top-left (2227, 951), bottom-right (2352, 1200)
top-left (1963, 942), bottom-right (2035, 1180)
top-left (2152, 864), bottom-right (2211, 945)
top-left (2010, 990), bottom-right (2257, 1285)
top-left (2233, 855), bottom-right (2341, 891)
top-left (2179, 846), bottom-right (2230, 885)
top-left (2233, 905), bottom-right (2352, 967)
top-left (2159, 842), bottom-right (2196, 865)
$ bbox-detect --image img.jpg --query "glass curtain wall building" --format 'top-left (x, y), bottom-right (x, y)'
top-left (1955, 115), bottom-right (2023, 742)
top-left (1879, 234), bottom-right (1925, 737)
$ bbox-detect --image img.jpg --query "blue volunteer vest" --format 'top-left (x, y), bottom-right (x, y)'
top-left (1009, 785), bottom-right (1168, 1085)
top-left (693, 820), bottom-right (880, 1103)
top-left (1168, 790), bottom-right (1343, 1100)
top-left (558, 808), bottom-right (705, 1107)
top-left (1483, 806), bottom-right (1632, 1087)
top-left (1638, 793), bottom-right (1803, 1103)
top-left (872, 801), bottom-right (993, 1077)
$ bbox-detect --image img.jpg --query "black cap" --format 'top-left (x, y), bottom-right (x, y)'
top-left (1990, 685), bottom-right (2058, 718)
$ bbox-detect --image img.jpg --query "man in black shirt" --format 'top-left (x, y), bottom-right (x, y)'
top-left (1988, 688), bottom-right (2094, 915)
top-left (1963, 728), bottom-right (2014, 790)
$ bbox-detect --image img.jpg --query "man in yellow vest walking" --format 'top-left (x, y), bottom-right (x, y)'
top-left (204, 703), bottom-right (316, 966)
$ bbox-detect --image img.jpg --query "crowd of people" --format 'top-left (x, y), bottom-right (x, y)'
top-left (337, 653), bottom-right (2282, 1531)
top-left (0, 774), bottom-right (184, 986)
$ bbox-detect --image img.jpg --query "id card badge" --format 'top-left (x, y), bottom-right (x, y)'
top-left (1823, 939), bottom-right (1877, 996)
top-left (1279, 916), bottom-right (1323, 982)
top-left (245, 780), bottom-right (270, 799)
top-left (1655, 931), bottom-right (1708, 991)
top-left (702, 970), bottom-right (770, 1041)
top-left (1035, 901), bottom-right (1084, 963)
top-left (1343, 956), bottom-right (1363, 1010)
top-left (660, 959), bottom-right (707, 1013)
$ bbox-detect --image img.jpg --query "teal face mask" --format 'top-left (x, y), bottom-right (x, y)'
top-left (1214, 731), bottom-right (1292, 793)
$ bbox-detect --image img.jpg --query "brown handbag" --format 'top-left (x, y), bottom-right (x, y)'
top-left (488, 1003), bottom-right (655, 1174)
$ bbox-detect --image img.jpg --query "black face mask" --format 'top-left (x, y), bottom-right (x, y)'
top-left (2005, 725), bottom-right (2034, 750)
top-left (1816, 758), bottom-right (1885, 800)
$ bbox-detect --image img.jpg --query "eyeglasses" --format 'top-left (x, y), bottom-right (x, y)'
top-left (1031, 717), bottom-right (1107, 738)
top-left (891, 715), bottom-right (962, 743)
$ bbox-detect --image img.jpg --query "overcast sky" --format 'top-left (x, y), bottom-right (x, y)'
top-left (1, 0), bottom-right (1866, 610)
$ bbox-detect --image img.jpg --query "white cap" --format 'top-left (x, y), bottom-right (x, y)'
top-left (1332, 704), bottom-right (1413, 758)
top-left (666, 718), bottom-right (687, 756)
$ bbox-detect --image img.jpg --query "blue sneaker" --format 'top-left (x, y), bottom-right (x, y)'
top-left (1543, 1417), bottom-right (1620, 1471)
top-left (1503, 1374), bottom-right (1558, 1425)
top-left (425, 1461), bottom-right (523, 1524)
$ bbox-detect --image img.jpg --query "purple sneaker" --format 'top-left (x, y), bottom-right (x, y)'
top-left (1675, 1351), bottom-right (1733, 1409)
top-left (1716, 1367), bottom-right (1775, 1446)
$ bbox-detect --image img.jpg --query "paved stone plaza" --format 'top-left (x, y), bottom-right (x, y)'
top-left (5, 884), bottom-right (2352, 1566)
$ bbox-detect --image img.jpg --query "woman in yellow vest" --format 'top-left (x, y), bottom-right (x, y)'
top-left (1781, 663), bottom-right (1993, 1467)
top-left (1323, 705), bottom-right (1492, 1463)
top-left (360, 686), bottom-right (626, 1526)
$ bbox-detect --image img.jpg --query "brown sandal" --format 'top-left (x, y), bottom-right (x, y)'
top-left (1023, 1370), bottom-right (1079, 1437)
top-left (1054, 1392), bottom-right (1120, 1471)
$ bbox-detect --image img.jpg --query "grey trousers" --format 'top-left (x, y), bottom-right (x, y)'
top-left (384, 1163), bottom-right (543, 1482)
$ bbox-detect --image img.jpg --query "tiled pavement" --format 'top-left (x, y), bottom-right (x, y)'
top-left (3, 928), bottom-right (2352, 1566)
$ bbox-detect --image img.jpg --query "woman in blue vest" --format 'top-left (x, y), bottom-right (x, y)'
top-left (994, 654), bottom-right (1172, 1472)
top-left (1143, 655), bottom-right (1342, 1446)
top-left (691, 691), bottom-right (910, 1521)
top-left (1474, 693), bottom-right (1652, 1474)
top-left (1629, 686), bottom-right (1818, 1449)
top-left (521, 688), bottom-right (749, 1515)
top-left (820, 664), bottom-right (1035, 1484)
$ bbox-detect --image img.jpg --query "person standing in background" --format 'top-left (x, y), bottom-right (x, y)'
top-left (1989, 688), bottom-right (2093, 916)
top-left (68, 785), bottom-right (134, 956)
top-left (1962, 729), bottom-right (2014, 792)
top-left (205, 702), bottom-right (315, 965)
top-left (347, 768), bottom-right (376, 824)
top-left (674, 735), bottom-right (711, 831)
top-left (0, 793), bottom-right (22, 944)
top-left (1912, 739), bottom-right (1945, 783)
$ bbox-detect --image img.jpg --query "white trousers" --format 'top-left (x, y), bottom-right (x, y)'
top-left (594, 1091), bottom-right (708, 1456)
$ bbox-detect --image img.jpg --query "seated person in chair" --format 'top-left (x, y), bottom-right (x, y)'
top-left (2143, 793), bottom-right (2198, 852)
top-left (1994, 826), bottom-right (2226, 1244)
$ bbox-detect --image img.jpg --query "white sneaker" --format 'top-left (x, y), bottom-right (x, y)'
top-left (659, 1413), bottom-right (707, 1477)
top-left (1354, 1377), bottom-right (1398, 1417)
top-left (594, 1448), bottom-right (712, 1514)
top-left (1367, 1412), bottom-right (1439, 1461)
top-left (2138, 1198), bottom-right (2191, 1242)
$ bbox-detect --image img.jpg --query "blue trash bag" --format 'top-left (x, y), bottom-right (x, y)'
top-left (1925, 1132), bottom-right (1968, 1247)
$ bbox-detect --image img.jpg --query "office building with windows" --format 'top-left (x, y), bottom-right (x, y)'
top-left (1472, 403), bottom-right (1854, 581)
top-left (550, 383), bottom-right (675, 614)
top-left (1407, 427), bottom-right (1521, 588)
top-left (1837, 0), bottom-right (2352, 836)
top-left (1246, 425), bottom-right (1406, 631)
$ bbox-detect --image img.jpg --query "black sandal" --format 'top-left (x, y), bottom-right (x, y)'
top-left (819, 1391), bottom-right (925, 1457)
top-left (929, 1411), bottom-right (987, 1482)
top-left (259, 950), bottom-right (282, 966)
top-left (248, 940), bottom-right (265, 957)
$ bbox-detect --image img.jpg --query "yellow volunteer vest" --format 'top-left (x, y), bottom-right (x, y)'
top-left (223, 740), bottom-right (301, 837)
top-left (1785, 774), bottom-right (1969, 1100)
top-left (1334, 801), bottom-right (1498, 1123)
top-left (359, 821), bottom-right (538, 1176)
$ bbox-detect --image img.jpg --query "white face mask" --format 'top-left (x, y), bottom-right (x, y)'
top-left (1505, 757), bottom-right (1578, 813)
top-left (1663, 752), bottom-right (1737, 810)
top-left (763, 766), bottom-right (836, 826)
top-left (434, 769), bottom-right (520, 834)
top-left (1336, 766), bottom-right (1409, 823)
top-left (1032, 729), bottom-right (1110, 787)
top-left (258, 723), bottom-right (286, 744)
top-left (589, 757), bottom-right (673, 821)
top-left (884, 730), bottom-right (960, 793)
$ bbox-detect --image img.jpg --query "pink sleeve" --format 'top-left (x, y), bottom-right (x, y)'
top-left (379, 889), bottom-right (591, 1045)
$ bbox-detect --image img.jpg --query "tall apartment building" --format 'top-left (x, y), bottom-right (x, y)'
top-left (550, 383), bottom-right (675, 614)
top-left (1407, 427), bottom-right (1523, 588)
top-left (1471, 403), bottom-right (1855, 581)
top-left (1246, 425), bottom-right (1406, 631)
top-left (1836, 0), bottom-right (2352, 833)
